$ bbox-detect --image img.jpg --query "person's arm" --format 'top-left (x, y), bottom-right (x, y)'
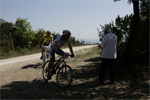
top-left (115, 35), bottom-right (118, 47)
top-left (68, 42), bottom-right (74, 57)
top-left (40, 37), bottom-right (44, 48)
top-left (98, 42), bottom-right (102, 48)
top-left (50, 35), bottom-right (53, 43)
top-left (101, 36), bottom-right (107, 49)
top-left (48, 35), bottom-right (53, 48)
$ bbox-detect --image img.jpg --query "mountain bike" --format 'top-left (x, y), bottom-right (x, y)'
top-left (42, 53), bottom-right (73, 88)
top-left (41, 46), bottom-right (49, 67)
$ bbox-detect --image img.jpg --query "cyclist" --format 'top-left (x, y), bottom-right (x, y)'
top-left (48, 30), bottom-right (75, 78)
top-left (50, 30), bottom-right (75, 61)
top-left (40, 31), bottom-right (53, 59)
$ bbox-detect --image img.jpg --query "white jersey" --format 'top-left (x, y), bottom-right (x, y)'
top-left (51, 36), bottom-right (70, 50)
top-left (100, 33), bottom-right (117, 59)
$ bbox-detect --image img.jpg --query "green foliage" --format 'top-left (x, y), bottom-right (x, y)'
top-left (12, 18), bottom-right (34, 48)
top-left (0, 22), bottom-right (14, 49)
top-left (98, 14), bottom-right (132, 45)
top-left (0, 17), bottom-right (86, 59)
top-left (32, 28), bottom-right (45, 46)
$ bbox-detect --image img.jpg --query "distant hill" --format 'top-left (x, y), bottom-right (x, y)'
top-left (0, 18), bottom-right (6, 25)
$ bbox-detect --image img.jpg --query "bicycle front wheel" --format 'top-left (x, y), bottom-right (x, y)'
top-left (56, 65), bottom-right (73, 88)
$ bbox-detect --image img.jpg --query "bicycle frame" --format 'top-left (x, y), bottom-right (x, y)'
top-left (52, 54), bottom-right (69, 73)
top-left (42, 46), bottom-right (49, 54)
top-left (41, 46), bottom-right (50, 68)
top-left (42, 46), bottom-right (49, 59)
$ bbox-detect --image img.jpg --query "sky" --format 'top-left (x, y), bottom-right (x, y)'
top-left (1, 0), bottom-right (133, 43)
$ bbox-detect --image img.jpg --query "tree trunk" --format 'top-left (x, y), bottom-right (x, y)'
top-left (125, 0), bottom-right (140, 65)
top-left (133, 0), bottom-right (140, 22)
top-left (124, 0), bottom-right (140, 86)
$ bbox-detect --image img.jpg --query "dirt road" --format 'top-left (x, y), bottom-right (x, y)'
top-left (0, 45), bottom-right (96, 67)
top-left (0, 45), bottom-right (149, 99)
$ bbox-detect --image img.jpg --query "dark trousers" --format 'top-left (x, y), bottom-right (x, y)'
top-left (99, 58), bottom-right (116, 83)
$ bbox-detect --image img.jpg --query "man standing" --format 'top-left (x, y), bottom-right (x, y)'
top-left (99, 27), bottom-right (117, 84)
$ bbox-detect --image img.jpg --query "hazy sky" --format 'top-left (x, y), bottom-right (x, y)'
top-left (1, 0), bottom-right (133, 43)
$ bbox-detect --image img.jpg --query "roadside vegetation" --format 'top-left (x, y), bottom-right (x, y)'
top-left (0, 18), bottom-right (88, 59)
top-left (0, 46), bottom-right (40, 59)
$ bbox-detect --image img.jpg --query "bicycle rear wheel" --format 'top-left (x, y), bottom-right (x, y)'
top-left (56, 65), bottom-right (73, 88)
top-left (42, 60), bottom-right (53, 82)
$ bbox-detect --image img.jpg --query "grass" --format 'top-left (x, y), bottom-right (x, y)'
top-left (0, 47), bottom-right (41, 59)
top-left (74, 46), bottom-right (101, 59)
top-left (0, 44), bottom-right (88, 60)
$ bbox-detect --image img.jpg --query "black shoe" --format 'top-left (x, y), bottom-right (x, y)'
top-left (40, 56), bottom-right (43, 60)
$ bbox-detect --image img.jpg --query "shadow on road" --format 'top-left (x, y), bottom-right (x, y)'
top-left (21, 63), bottom-right (42, 69)
top-left (1, 57), bottom-right (149, 99)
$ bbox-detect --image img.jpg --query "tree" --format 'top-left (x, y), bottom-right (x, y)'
top-left (0, 22), bottom-right (14, 50)
top-left (114, 0), bottom-right (140, 66)
top-left (14, 18), bottom-right (34, 48)
top-left (33, 29), bottom-right (46, 46)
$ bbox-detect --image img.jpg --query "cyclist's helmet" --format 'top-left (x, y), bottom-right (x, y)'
top-left (47, 31), bottom-right (51, 35)
top-left (63, 30), bottom-right (71, 36)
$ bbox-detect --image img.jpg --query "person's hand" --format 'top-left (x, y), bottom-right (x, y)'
top-left (70, 54), bottom-right (75, 58)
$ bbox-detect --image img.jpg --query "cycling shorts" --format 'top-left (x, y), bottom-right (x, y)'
top-left (50, 45), bottom-right (64, 61)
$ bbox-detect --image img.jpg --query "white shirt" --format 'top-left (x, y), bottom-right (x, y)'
top-left (100, 33), bottom-right (117, 59)
top-left (52, 36), bottom-right (70, 50)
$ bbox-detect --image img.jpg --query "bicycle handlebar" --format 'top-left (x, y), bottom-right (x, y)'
top-left (63, 53), bottom-right (72, 57)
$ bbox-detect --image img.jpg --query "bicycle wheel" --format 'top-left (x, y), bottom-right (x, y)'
top-left (56, 65), bottom-right (73, 88)
top-left (42, 51), bottom-right (47, 67)
top-left (42, 60), bottom-right (53, 82)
